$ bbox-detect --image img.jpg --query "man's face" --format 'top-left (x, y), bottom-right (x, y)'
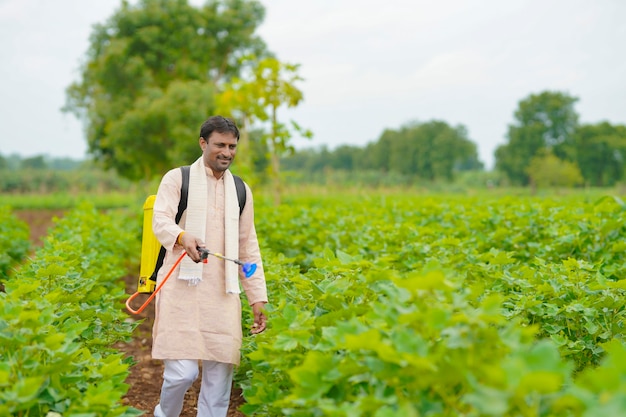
top-left (200, 131), bottom-right (238, 176)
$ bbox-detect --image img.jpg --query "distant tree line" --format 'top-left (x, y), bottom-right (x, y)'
top-left (282, 90), bottom-right (626, 188)
top-left (282, 120), bottom-right (483, 183)
top-left (496, 91), bottom-right (626, 187)
top-left (0, 155), bottom-right (134, 193)
top-left (0, 155), bottom-right (82, 171)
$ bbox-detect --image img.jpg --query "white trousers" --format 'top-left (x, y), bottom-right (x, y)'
top-left (154, 359), bottom-right (234, 417)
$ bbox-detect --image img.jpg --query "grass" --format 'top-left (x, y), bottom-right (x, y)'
top-left (0, 192), bottom-right (145, 210)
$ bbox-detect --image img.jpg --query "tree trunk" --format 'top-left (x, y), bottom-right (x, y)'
top-left (271, 105), bottom-right (281, 205)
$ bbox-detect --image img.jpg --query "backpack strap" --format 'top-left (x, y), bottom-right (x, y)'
top-left (233, 174), bottom-right (246, 215)
top-left (176, 166), bottom-right (244, 217)
top-left (176, 165), bottom-right (190, 223)
top-left (149, 166), bottom-right (190, 282)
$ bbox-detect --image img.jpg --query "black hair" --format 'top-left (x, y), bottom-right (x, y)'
top-left (199, 115), bottom-right (240, 141)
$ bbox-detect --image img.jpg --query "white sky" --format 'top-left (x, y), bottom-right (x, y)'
top-left (1, 0), bottom-right (624, 169)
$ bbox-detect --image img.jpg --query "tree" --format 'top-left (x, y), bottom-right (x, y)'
top-left (329, 145), bottom-right (362, 171)
top-left (368, 129), bottom-right (395, 172)
top-left (423, 122), bottom-right (481, 181)
top-left (217, 57), bottom-right (311, 204)
top-left (283, 120), bottom-right (482, 183)
top-left (21, 156), bottom-right (47, 170)
top-left (64, 0), bottom-right (268, 181)
top-left (495, 91), bottom-right (579, 185)
top-left (377, 120), bottom-right (482, 181)
top-left (214, 58), bottom-right (267, 182)
top-left (574, 122), bottom-right (626, 186)
top-left (48, 157), bottom-right (83, 170)
top-left (526, 149), bottom-right (583, 190)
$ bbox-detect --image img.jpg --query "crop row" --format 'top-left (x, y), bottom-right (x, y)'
top-left (236, 193), bottom-right (626, 416)
top-left (0, 207), bottom-right (30, 282)
top-left (0, 203), bottom-right (141, 416)
top-left (4, 191), bottom-right (625, 416)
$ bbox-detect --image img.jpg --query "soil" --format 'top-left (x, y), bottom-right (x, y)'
top-left (15, 209), bottom-right (66, 248)
top-left (14, 210), bottom-right (246, 417)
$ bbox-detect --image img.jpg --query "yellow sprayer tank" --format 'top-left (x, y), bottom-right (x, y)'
top-left (137, 195), bottom-right (161, 293)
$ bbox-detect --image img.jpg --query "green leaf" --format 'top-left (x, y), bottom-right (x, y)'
top-left (273, 333), bottom-right (298, 351)
top-left (336, 249), bottom-right (355, 264)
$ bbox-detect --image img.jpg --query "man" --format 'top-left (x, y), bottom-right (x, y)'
top-left (151, 115), bottom-right (268, 417)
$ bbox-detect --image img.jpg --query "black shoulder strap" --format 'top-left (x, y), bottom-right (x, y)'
top-left (233, 174), bottom-right (246, 215)
top-left (177, 165), bottom-right (190, 223)
top-left (150, 166), bottom-right (190, 282)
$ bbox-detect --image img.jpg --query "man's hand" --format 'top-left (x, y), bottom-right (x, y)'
top-left (251, 302), bottom-right (267, 334)
top-left (179, 232), bottom-right (204, 262)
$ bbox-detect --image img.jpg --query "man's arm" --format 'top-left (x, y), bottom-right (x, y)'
top-left (238, 188), bottom-right (268, 301)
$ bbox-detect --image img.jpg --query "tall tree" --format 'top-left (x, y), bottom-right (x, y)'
top-left (215, 57), bottom-right (267, 182)
top-left (575, 122), bottom-right (626, 186)
top-left (217, 57), bottom-right (311, 204)
top-left (64, 0), bottom-right (268, 180)
top-left (255, 58), bottom-right (312, 204)
top-left (495, 91), bottom-right (579, 185)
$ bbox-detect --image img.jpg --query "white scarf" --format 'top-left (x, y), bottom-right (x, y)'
top-left (177, 157), bottom-right (241, 294)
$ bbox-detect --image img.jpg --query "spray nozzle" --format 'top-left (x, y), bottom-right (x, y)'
top-left (196, 247), bottom-right (256, 277)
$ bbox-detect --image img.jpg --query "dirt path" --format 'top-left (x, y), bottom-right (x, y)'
top-left (15, 209), bottom-right (66, 247)
top-left (16, 209), bottom-right (245, 416)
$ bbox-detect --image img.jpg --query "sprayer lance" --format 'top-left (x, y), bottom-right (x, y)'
top-left (196, 247), bottom-right (257, 278)
top-left (197, 247), bottom-right (242, 264)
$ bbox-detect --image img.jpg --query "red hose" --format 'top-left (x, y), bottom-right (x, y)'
top-left (125, 251), bottom-right (187, 315)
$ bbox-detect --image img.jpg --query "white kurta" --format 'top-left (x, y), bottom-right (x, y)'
top-left (151, 165), bottom-right (267, 365)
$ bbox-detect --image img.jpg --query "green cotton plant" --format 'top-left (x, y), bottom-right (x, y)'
top-left (237, 249), bottom-right (321, 407)
top-left (256, 196), bottom-right (625, 322)
top-left (0, 206), bottom-right (30, 281)
top-left (505, 258), bottom-right (626, 370)
top-left (241, 191), bottom-right (626, 416)
top-left (0, 288), bottom-right (138, 416)
top-left (0, 296), bottom-right (85, 415)
top-left (0, 202), bottom-right (141, 416)
top-left (14, 203), bottom-right (140, 353)
top-left (239, 250), bottom-right (582, 416)
top-left (0, 296), bottom-right (135, 416)
top-left (464, 250), bottom-right (626, 371)
top-left (567, 339), bottom-right (626, 415)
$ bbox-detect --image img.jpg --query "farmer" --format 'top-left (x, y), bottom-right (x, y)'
top-left (151, 115), bottom-right (268, 417)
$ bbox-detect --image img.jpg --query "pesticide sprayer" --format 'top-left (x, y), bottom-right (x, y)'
top-left (125, 247), bottom-right (257, 315)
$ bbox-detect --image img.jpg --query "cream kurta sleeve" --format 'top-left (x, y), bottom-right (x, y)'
top-left (238, 182), bottom-right (268, 306)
